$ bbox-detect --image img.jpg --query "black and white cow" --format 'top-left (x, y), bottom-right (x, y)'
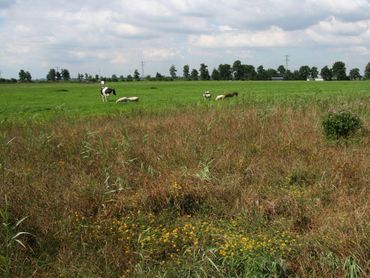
top-left (100, 87), bottom-right (116, 102)
top-left (203, 90), bottom-right (212, 100)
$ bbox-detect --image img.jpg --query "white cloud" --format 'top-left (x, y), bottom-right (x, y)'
top-left (313, 16), bottom-right (369, 35)
top-left (350, 46), bottom-right (370, 55)
top-left (0, 0), bottom-right (370, 78)
top-left (68, 50), bottom-right (106, 60)
top-left (143, 48), bottom-right (181, 60)
top-left (219, 25), bottom-right (237, 32)
top-left (110, 53), bottom-right (128, 64)
top-left (305, 17), bottom-right (370, 45)
top-left (114, 23), bottom-right (146, 36)
top-left (307, 0), bottom-right (370, 14)
top-left (189, 26), bottom-right (300, 48)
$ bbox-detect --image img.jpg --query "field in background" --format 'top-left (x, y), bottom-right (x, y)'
top-left (1, 81), bottom-right (370, 120)
top-left (0, 81), bottom-right (369, 277)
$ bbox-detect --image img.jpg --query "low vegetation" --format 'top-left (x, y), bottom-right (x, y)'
top-left (322, 110), bottom-right (363, 140)
top-left (0, 82), bottom-right (369, 277)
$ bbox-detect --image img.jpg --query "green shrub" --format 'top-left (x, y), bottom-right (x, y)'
top-left (322, 110), bottom-right (363, 139)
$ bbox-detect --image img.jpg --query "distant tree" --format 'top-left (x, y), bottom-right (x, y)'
top-left (349, 68), bottom-right (361, 80)
top-left (56, 71), bottom-right (62, 81)
top-left (266, 68), bottom-right (278, 80)
top-left (77, 73), bottom-right (83, 82)
top-left (119, 75), bottom-right (125, 82)
top-left (211, 68), bottom-right (220, 80)
top-left (111, 74), bottom-right (118, 82)
top-left (256, 65), bottom-right (267, 80)
top-left (292, 70), bottom-right (300, 80)
top-left (20, 70), bottom-right (32, 82)
top-left (283, 70), bottom-right (294, 80)
top-left (18, 69), bottom-right (26, 82)
top-left (232, 60), bottom-right (244, 80)
top-left (298, 65), bottom-right (311, 80)
top-left (190, 69), bottom-right (199, 80)
top-left (169, 65), bottom-right (177, 80)
top-left (25, 71), bottom-right (32, 82)
top-left (364, 62), bottom-right (370, 79)
top-left (332, 61), bottom-right (347, 80)
top-left (183, 64), bottom-right (190, 80)
top-left (134, 69), bottom-right (140, 81)
top-left (199, 63), bottom-right (210, 80)
top-left (244, 65), bottom-right (256, 80)
top-left (320, 66), bottom-right (332, 81)
top-left (155, 72), bottom-right (164, 81)
top-left (310, 67), bottom-right (318, 79)
top-left (277, 65), bottom-right (286, 76)
top-left (61, 69), bottom-right (70, 81)
top-left (47, 69), bottom-right (56, 81)
top-left (218, 64), bottom-right (232, 80)
top-left (126, 74), bottom-right (133, 81)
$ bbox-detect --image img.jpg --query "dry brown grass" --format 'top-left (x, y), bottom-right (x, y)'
top-left (1, 104), bottom-right (369, 276)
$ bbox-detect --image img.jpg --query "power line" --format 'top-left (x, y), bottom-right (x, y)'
top-left (284, 55), bottom-right (289, 71)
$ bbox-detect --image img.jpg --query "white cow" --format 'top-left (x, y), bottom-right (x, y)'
top-left (127, 97), bottom-right (139, 102)
top-left (116, 97), bottom-right (128, 103)
top-left (203, 91), bottom-right (212, 100)
top-left (215, 94), bottom-right (225, 100)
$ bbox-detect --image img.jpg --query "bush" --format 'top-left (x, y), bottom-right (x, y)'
top-left (322, 110), bottom-right (363, 139)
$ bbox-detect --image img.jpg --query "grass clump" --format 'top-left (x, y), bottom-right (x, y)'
top-left (322, 110), bottom-right (363, 140)
top-left (0, 196), bottom-right (33, 277)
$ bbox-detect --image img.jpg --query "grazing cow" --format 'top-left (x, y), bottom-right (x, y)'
top-left (215, 94), bottom-right (225, 100)
top-left (100, 87), bottom-right (116, 102)
top-left (127, 97), bottom-right (139, 102)
top-left (224, 92), bottom-right (238, 98)
top-left (116, 97), bottom-right (128, 103)
top-left (203, 90), bottom-right (212, 100)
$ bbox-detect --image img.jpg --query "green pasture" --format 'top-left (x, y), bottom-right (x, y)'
top-left (1, 81), bottom-right (369, 121)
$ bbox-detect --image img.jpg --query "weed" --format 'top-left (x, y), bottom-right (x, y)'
top-left (0, 195), bottom-right (33, 277)
top-left (344, 256), bottom-right (364, 278)
top-left (322, 110), bottom-right (363, 140)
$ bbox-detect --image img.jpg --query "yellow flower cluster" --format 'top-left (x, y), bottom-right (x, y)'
top-left (74, 208), bottom-right (301, 270)
top-left (216, 231), bottom-right (297, 258)
top-left (169, 181), bottom-right (183, 197)
top-left (138, 222), bottom-right (208, 259)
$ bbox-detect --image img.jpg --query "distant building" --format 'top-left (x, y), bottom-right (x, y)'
top-left (271, 76), bottom-right (284, 80)
top-left (307, 75), bottom-right (324, 81)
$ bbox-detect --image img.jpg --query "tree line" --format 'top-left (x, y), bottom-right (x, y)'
top-left (1, 61), bottom-right (370, 83)
top-left (170, 61), bottom-right (369, 81)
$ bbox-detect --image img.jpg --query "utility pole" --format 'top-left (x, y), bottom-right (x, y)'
top-left (141, 61), bottom-right (145, 79)
top-left (284, 55), bottom-right (289, 71)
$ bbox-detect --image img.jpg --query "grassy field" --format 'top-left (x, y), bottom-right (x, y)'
top-left (1, 81), bottom-right (370, 120)
top-left (0, 81), bottom-right (369, 277)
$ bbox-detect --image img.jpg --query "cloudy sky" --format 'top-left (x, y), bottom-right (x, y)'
top-left (0, 0), bottom-right (369, 79)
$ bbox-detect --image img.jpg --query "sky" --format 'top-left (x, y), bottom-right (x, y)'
top-left (0, 0), bottom-right (369, 79)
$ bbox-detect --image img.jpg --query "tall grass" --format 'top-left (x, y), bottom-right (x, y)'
top-left (0, 100), bottom-right (369, 276)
